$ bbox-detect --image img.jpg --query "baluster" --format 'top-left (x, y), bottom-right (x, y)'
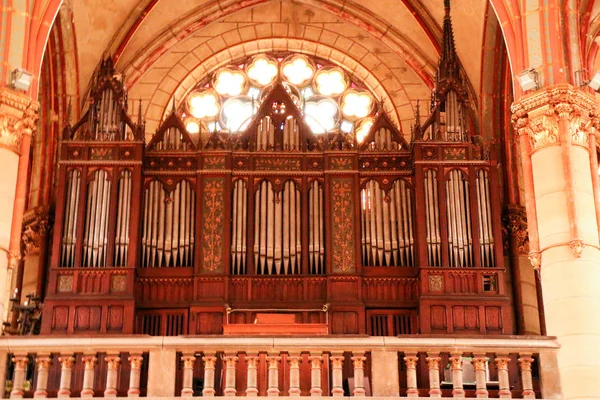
top-left (330, 352), bottom-right (345, 397)
top-left (309, 353), bottom-right (323, 396)
top-left (202, 355), bottom-right (217, 396)
top-left (494, 355), bottom-right (512, 399)
top-left (223, 354), bottom-right (238, 397)
top-left (245, 355), bottom-right (259, 396)
top-left (403, 353), bottom-right (419, 398)
top-left (267, 354), bottom-right (281, 396)
top-left (33, 355), bottom-right (51, 399)
top-left (472, 355), bottom-right (489, 398)
top-left (450, 354), bottom-right (465, 398)
top-left (58, 355), bottom-right (75, 398)
top-left (10, 354), bottom-right (28, 399)
top-left (351, 353), bottom-right (367, 397)
top-left (518, 355), bottom-right (535, 399)
top-left (426, 353), bottom-right (442, 398)
top-left (180, 354), bottom-right (195, 397)
top-left (287, 353), bottom-right (301, 396)
top-left (128, 354), bottom-right (144, 397)
top-left (81, 355), bottom-right (97, 398)
top-left (104, 355), bottom-right (121, 397)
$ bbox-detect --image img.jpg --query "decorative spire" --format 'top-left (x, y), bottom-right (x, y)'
top-left (439, 0), bottom-right (458, 80)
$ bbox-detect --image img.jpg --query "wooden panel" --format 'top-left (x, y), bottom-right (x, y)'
top-left (330, 178), bottom-right (356, 273)
top-left (200, 178), bottom-right (225, 273)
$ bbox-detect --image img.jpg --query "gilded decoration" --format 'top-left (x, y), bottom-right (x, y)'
top-left (330, 157), bottom-right (353, 170)
top-left (442, 147), bottom-right (467, 160)
top-left (110, 274), bottom-right (127, 293)
top-left (57, 275), bottom-right (73, 292)
top-left (331, 178), bottom-right (355, 273)
top-left (255, 157), bottom-right (301, 171)
top-left (21, 206), bottom-right (52, 257)
top-left (204, 156), bottom-right (227, 169)
top-left (502, 205), bottom-right (529, 255)
top-left (202, 178), bottom-right (225, 272)
top-left (428, 275), bottom-right (444, 292)
top-left (0, 88), bottom-right (39, 153)
top-left (511, 84), bottom-right (598, 151)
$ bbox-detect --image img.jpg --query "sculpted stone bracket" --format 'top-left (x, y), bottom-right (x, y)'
top-left (22, 206), bottom-right (52, 257)
top-left (502, 205), bottom-right (529, 256)
top-left (0, 88), bottom-right (39, 154)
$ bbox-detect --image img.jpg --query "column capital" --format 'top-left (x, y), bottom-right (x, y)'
top-left (129, 354), bottom-right (144, 369)
top-left (471, 355), bottom-right (488, 370)
top-left (12, 354), bottom-right (29, 368)
top-left (105, 355), bottom-right (121, 369)
top-left (58, 355), bottom-right (75, 369)
top-left (494, 355), bottom-right (511, 370)
top-left (425, 354), bottom-right (441, 369)
top-left (22, 206), bottom-right (52, 257)
top-left (518, 355), bottom-right (534, 371)
top-left (35, 354), bottom-right (52, 369)
top-left (0, 87), bottom-right (39, 154)
top-left (203, 355), bottom-right (217, 368)
top-left (82, 355), bottom-right (97, 368)
top-left (502, 205), bottom-right (529, 255)
top-left (511, 84), bottom-right (598, 151)
top-left (449, 354), bottom-right (463, 369)
top-left (403, 354), bottom-right (418, 368)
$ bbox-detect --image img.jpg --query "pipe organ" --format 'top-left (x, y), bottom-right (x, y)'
top-left (41, 52), bottom-right (512, 337)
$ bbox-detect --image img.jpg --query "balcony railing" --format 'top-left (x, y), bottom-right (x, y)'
top-left (0, 335), bottom-right (560, 399)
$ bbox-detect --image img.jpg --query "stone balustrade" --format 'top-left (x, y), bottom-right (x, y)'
top-left (0, 335), bottom-right (560, 399)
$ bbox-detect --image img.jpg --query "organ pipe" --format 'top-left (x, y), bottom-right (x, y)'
top-left (114, 170), bottom-right (132, 267)
top-left (254, 180), bottom-right (301, 274)
top-left (231, 180), bottom-right (248, 275)
top-left (367, 128), bottom-right (400, 151)
top-left (61, 169), bottom-right (81, 267)
top-left (256, 116), bottom-right (300, 151)
top-left (153, 127), bottom-right (189, 151)
top-left (82, 170), bottom-right (112, 267)
top-left (89, 88), bottom-right (126, 141)
top-left (476, 170), bottom-right (495, 267)
top-left (142, 180), bottom-right (195, 267)
top-left (445, 170), bottom-right (473, 267)
top-left (308, 180), bottom-right (325, 274)
top-left (361, 180), bottom-right (414, 266)
top-left (424, 170), bottom-right (442, 266)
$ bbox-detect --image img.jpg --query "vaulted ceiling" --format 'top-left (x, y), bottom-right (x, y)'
top-left (68, 0), bottom-right (493, 136)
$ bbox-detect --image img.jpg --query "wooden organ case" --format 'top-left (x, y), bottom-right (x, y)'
top-left (42, 13), bottom-right (513, 336)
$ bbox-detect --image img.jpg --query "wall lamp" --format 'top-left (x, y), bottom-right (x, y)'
top-left (11, 68), bottom-right (33, 92)
top-left (588, 70), bottom-right (600, 91)
top-left (516, 68), bottom-right (539, 92)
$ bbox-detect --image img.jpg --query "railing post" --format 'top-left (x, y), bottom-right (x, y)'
top-left (81, 355), bottom-right (97, 398)
top-left (426, 353), bottom-right (442, 398)
top-left (518, 354), bottom-right (535, 399)
top-left (288, 353), bottom-right (301, 397)
top-left (309, 353), bottom-right (323, 396)
top-left (180, 354), bottom-right (196, 397)
top-left (450, 354), bottom-right (465, 398)
top-left (371, 351), bottom-right (399, 396)
top-left (495, 355), bottom-right (512, 399)
top-left (148, 349), bottom-right (176, 397)
top-left (267, 354), bottom-right (281, 396)
top-left (104, 354), bottom-right (121, 398)
top-left (330, 352), bottom-right (345, 397)
top-left (57, 355), bottom-right (75, 398)
top-left (472, 354), bottom-right (489, 398)
top-left (202, 355), bottom-right (217, 397)
top-left (351, 353), bottom-right (367, 397)
top-left (10, 354), bottom-right (28, 399)
top-left (404, 353), bottom-right (419, 398)
top-left (245, 354), bottom-right (259, 396)
top-left (128, 354), bottom-right (144, 397)
top-left (33, 354), bottom-right (52, 398)
top-left (223, 354), bottom-right (238, 397)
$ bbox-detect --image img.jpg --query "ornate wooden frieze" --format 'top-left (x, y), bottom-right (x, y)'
top-left (201, 178), bottom-right (225, 273)
top-left (21, 206), bottom-right (52, 256)
top-left (203, 155), bottom-right (227, 170)
top-left (502, 205), bottom-right (529, 255)
top-left (0, 88), bottom-right (39, 153)
top-left (145, 156), bottom-right (196, 171)
top-left (331, 178), bottom-right (355, 273)
top-left (255, 157), bottom-right (301, 171)
top-left (90, 147), bottom-right (115, 160)
top-left (442, 147), bottom-right (467, 160)
top-left (329, 156), bottom-right (354, 170)
top-left (359, 155), bottom-right (411, 172)
top-left (512, 84), bottom-right (598, 151)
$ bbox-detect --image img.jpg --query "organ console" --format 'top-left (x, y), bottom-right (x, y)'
top-left (39, 3), bottom-right (513, 336)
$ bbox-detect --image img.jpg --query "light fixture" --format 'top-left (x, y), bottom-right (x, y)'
top-left (588, 70), bottom-right (600, 91)
top-left (516, 68), bottom-right (539, 92)
top-left (11, 68), bottom-right (33, 91)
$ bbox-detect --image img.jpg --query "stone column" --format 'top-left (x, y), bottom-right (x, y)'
top-left (57, 355), bottom-right (75, 398)
top-left (223, 354), bottom-right (238, 397)
top-left (426, 354), bottom-right (442, 398)
top-left (351, 354), bottom-right (366, 397)
top-left (202, 355), bottom-right (217, 397)
top-left (267, 354), bottom-right (281, 396)
top-left (404, 353), bottom-right (419, 398)
top-left (80, 355), bottom-right (97, 398)
top-left (0, 88), bottom-right (38, 323)
top-left (494, 356), bottom-right (511, 399)
top-left (287, 354), bottom-right (301, 397)
top-left (128, 354), bottom-right (144, 397)
top-left (330, 353), bottom-right (345, 397)
top-left (245, 355), bottom-right (259, 396)
top-left (104, 355), bottom-right (121, 397)
top-left (471, 355), bottom-right (489, 398)
top-left (33, 355), bottom-right (51, 398)
top-left (512, 84), bottom-right (600, 400)
top-left (10, 354), bottom-right (29, 399)
top-left (180, 354), bottom-right (195, 397)
top-left (308, 353), bottom-right (323, 396)
top-left (518, 355), bottom-right (535, 399)
top-left (450, 354), bottom-right (465, 398)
